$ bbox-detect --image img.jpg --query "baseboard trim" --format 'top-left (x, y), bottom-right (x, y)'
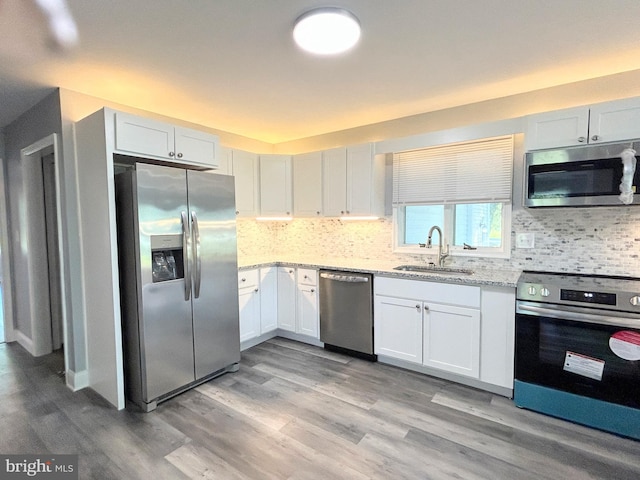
top-left (241, 331), bottom-right (278, 351)
top-left (66, 369), bottom-right (89, 391)
top-left (377, 354), bottom-right (513, 398)
top-left (276, 329), bottom-right (324, 347)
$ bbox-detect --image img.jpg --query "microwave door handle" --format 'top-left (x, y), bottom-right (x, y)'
top-left (517, 302), bottom-right (640, 329)
top-left (191, 211), bottom-right (202, 299)
top-left (181, 211), bottom-right (191, 301)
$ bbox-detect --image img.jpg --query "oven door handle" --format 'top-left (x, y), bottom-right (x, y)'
top-left (517, 301), bottom-right (640, 328)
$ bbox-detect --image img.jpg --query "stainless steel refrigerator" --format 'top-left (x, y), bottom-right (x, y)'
top-left (115, 163), bottom-right (240, 412)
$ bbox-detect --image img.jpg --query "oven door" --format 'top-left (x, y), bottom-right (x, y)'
top-left (515, 301), bottom-right (640, 409)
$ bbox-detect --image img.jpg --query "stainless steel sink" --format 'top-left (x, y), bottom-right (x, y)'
top-left (393, 265), bottom-right (474, 275)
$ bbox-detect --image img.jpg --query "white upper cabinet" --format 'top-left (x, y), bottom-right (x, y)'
top-left (259, 154), bottom-right (292, 216)
top-left (322, 147), bottom-right (348, 216)
top-left (114, 111), bottom-right (219, 169)
top-left (231, 150), bottom-right (260, 217)
top-left (346, 143), bottom-right (385, 216)
top-left (525, 97), bottom-right (640, 150)
top-left (322, 143), bottom-right (385, 217)
top-left (293, 151), bottom-right (323, 217)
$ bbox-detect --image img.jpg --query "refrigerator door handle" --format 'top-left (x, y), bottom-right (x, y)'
top-left (181, 211), bottom-right (191, 301)
top-left (191, 211), bottom-right (202, 298)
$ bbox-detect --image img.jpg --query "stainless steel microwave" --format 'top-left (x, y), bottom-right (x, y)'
top-left (524, 140), bottom-right (640, 207)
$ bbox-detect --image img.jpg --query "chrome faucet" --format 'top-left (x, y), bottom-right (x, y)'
top-left (427, 225), bottom-right (449, 267)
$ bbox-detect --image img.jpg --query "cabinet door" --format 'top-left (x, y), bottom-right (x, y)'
top-left (260, 268), bottom-right (278, 334)
top-left (231, 150), bottom-right (260, 217)
top-left (174, 126), bottom-right (219, 168)
top-left (322, 147), bottom-right (347, 216)
top-left (589, 97), bottom-right (640, 144)
top-left (238, 287), bottom-right (260, 342)
top-left (423, 303), bottom-right (480, 378)
top-left (114, 112), bottom-right (174, 159)
top-left (525, 107), bottom-right (589, 150)
top-left (259, 154), bottom-right (292, 216)
top-left (346, 143), bottom-right (374, 216)
top-left (297, 285), bottom-right (318, 338)
top-left (374, 296), bottom-right (423, 364)
top-left (293, 151), bottom-right (323, 217)
top-left (277, 267), bottom-right (296, 332)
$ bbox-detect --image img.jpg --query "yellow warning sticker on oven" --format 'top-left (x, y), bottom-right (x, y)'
top-left (563, 351), bottom-right (605, 381)
top-left (609, 331), bottom-right (640, 361)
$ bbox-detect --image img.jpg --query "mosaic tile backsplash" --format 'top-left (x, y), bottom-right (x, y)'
top-left (237, 206), bottom-right (640, 277)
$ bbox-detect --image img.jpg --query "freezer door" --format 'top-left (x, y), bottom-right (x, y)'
top-left (135, 164), bottom-right (196, 400)
top-left (187, 171), bottom-right (241, 379)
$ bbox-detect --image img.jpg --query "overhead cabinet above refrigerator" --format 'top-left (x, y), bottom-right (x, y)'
top-left (115, 163), bottom-right (240, 411)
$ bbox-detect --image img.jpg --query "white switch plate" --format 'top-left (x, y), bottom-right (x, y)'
top-left (516, 232), bottom-right (535, 249)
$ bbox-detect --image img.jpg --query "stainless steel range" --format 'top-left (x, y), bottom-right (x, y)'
top-left (515, 271), bottom-right (640, 439)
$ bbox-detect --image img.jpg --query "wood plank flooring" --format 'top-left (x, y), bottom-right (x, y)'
top-left (1, 337), bottom-right (639, 479)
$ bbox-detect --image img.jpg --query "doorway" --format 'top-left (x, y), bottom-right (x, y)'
top-left (16, 134), bottom-right (66, 359)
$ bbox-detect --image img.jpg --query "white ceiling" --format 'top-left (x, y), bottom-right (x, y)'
top-left (3, 0), bottom-right (640, 144)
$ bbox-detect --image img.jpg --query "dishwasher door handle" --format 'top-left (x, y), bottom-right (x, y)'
top-left (320, 272), bottom-right (370, 283)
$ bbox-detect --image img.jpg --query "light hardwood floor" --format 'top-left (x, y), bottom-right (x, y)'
top-left (1, 337), bottom-right (639, 479)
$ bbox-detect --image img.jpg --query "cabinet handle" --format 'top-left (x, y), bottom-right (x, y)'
top-left (577, 137), bottom-right (586, 143)
top-left (341, 211), bottom-right (345, 215)
top-left (287, 212), bottom-right (290, 215)
top-left (317, 211), bottom-right (320, 215)
top-left (254, 288), bottom-right (259, 293)
top-left (346, 210), bottom-right (350, 214)
top-left (591, 135), bottom-right (599, 141)
top-left (241, 278), bottom-right (246, 282)
top-left (169, 151), bottom-right (175, 157)
top-left (289, 269), bottom-right (293, 273)
top-left (415, 304), bottom-right (420, 310)
top-left (177, 152), bottom-right (183, 158)
top-left (311, 288), bottom-right (315, 293)
top-left (424, 305), bottom-right (429, 311)
top-left (236, 211), bottom-right (239, 215)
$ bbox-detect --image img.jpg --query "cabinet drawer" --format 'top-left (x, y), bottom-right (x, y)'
top-left (238, 269), bottom-right (259, 288)
top-left (297, 268), bottom-right (317, 286)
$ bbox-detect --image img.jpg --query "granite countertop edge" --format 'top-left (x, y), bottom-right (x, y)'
top-left (238, 258), bottom-right (520, 288)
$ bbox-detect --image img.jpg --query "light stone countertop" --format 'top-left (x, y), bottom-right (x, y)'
top-left (238, 256), bottom-right (521, 288)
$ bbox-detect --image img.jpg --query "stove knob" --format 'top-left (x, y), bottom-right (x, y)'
top-left (631, 296), bottom-right (640, 306)
top-left (540, 288), bottom-right (550, 297)
top-left (527, 286), bottom-right (537, 296)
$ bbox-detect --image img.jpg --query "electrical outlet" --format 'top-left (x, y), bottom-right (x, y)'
top-left (516, 232), bottom-right (535, 249)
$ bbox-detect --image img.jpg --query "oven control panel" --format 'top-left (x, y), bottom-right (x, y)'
top-left (560, 289), bottom-right (616, 306)
top-left (517, 271), bottom-right (640, 312)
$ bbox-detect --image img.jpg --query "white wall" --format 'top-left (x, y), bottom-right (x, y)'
top-left (2, 91), bottom-right (62, 350)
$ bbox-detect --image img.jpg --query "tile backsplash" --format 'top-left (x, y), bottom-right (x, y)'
top-left (237, 206), bottom-right (640, 276)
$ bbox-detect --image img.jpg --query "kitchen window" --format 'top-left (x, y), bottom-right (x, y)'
top-left (393, 136), bottom-right (513, 258)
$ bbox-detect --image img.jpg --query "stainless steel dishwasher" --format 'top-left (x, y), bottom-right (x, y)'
top-left (319, 270), bottom-right (376, 361)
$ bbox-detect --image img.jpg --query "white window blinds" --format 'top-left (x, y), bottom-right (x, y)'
top-left (393, 135), bottom-right (513, 205)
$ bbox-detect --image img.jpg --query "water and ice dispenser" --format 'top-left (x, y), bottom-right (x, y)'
top-left (150, 235), bottom-right (184, 283)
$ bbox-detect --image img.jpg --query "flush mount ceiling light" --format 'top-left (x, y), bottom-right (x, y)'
top-left (293, 7), bottom-right (361, 55)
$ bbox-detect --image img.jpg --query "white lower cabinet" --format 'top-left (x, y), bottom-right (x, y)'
top-left (238, 270), bottom-right (260, 342)
top-left (277, 267), bottom-right (297, 332)
top-left (374, 276), bottom-right (514, 391)
top-left (374, 296), bottom-right (423, 364)
top-left (259, 268), bottom-right (278, 334)
top-left (276, 267), bottom-right (319, 338)
top-left (296, 269), bottom-right (319, 338)
top-left (423, 303), bottom-right (480, 378)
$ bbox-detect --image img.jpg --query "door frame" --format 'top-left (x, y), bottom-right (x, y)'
top-left (0, 154), bottom-right (14, 344)
top-left (18, 134), bottom-right (69, 365)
